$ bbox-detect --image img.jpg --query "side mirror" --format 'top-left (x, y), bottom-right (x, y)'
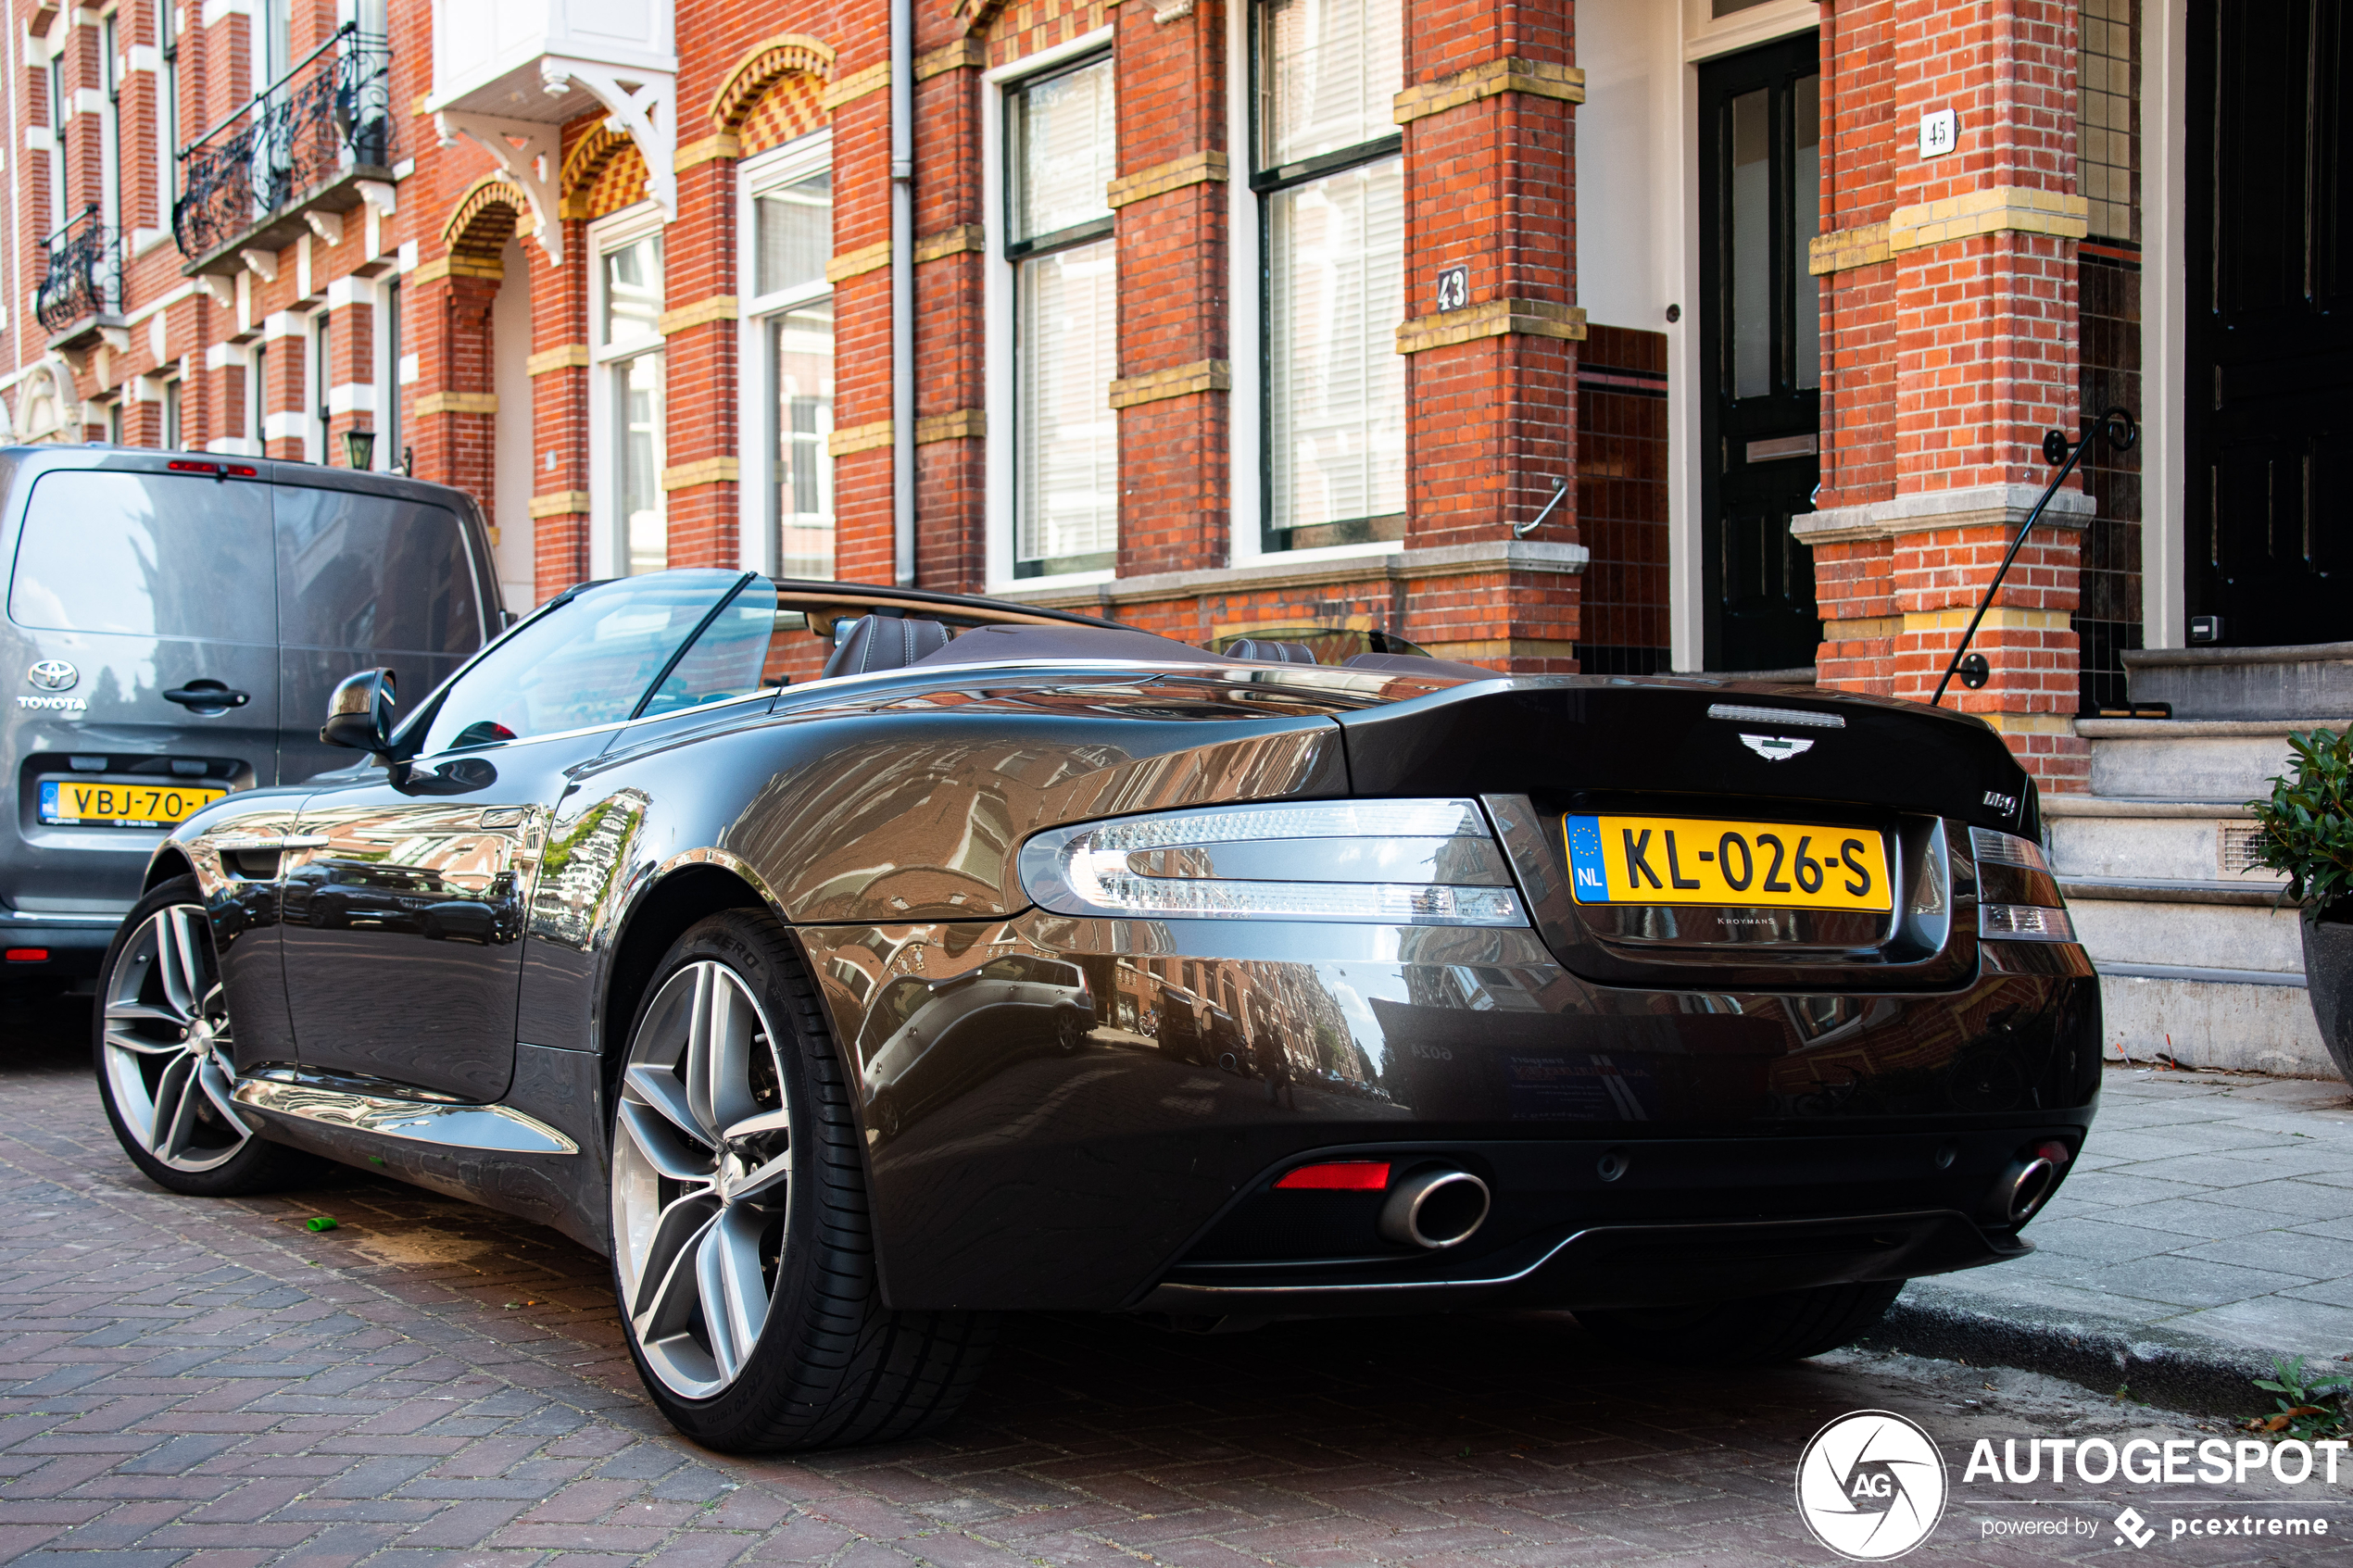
top-left (321, 668), bottom-right (397, 753)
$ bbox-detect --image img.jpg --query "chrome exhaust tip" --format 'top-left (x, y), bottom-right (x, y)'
top-left (1378, 1168), bottom-right (1491, 1250)
top-left (2003, 1156), bottom-right (2059, 1223)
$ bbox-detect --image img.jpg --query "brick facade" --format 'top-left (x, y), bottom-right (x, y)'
top-left (4, 0), bottom-right (2144, 788)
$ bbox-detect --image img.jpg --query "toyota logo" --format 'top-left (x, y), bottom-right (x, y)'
top-left (27, 659), bottom-right (78, 693)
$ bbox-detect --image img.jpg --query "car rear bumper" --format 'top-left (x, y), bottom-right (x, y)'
top-left (0, 911), bottom-right (122, 980)
top-left (795, 917), bottom-right (2102, 1313)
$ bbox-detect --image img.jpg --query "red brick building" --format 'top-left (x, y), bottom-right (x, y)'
top-left (7, 1), bottom-right (2340, 793)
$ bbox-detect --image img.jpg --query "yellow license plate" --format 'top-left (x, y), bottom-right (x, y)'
top-left (1565, 814), bottom-right (1892, 911)
top-left (39, 779), bottom-right (225, 828)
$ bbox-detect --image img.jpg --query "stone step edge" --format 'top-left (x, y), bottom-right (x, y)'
top-left (2045, 796), bottom-right (2258, 819)
top-left (1859, 1280), bottom-right (2290, 1418)
top-left (2097, 960), bottom-right (2306, 988)
top-left (2078, 717), bottom-right (2353, 737)
top-left (2060, 876), bottom-right (2290, 908)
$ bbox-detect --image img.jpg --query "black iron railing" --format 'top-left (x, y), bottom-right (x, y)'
top-left (35, 205), bottom-right (121, 334)
top-left (173, 23), bottom-right (394, 262)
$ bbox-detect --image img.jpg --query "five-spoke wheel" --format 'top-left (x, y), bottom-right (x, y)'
top-left (612, 958), bottom-right (794, 1399)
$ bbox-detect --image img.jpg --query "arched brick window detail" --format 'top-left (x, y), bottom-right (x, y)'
top-left (560, 126), bottom-right (651, 221)
top-left (709, 36), bottom-right (833, 157)
top-left (440, 177), bottom-right (524, 269)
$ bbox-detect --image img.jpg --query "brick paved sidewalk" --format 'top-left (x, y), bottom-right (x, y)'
top-left (4, 1000), bottom-right (2347, 1566)
top-left (1876, 1065), bottom-right (2353, 1407)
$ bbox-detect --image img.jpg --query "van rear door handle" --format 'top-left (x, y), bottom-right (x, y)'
top-left (162, 684), bottom-right (251, 709)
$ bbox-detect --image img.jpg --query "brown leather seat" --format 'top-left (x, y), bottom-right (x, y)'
top-left (822, 615), bottom-right (953, 680)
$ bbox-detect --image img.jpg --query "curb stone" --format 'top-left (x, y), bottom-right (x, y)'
top-left (1861, 1281), bottom-right (2296, 1418)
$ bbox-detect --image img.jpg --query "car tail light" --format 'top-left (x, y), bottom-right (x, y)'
top-left (1275, 1161), bottom-right (1390, 1190)
top-left (1970, 828), bottom-right (2074, 942)
top-left (1018, 798), bottom-right (1526, 926)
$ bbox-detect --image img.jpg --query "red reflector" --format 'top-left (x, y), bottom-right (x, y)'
top-left (1274, 1161), bottom-right (1390, 1191)
top-left (6, 948), bottom-right (50, 962)
top-left (226, 464), bottom-right (258, 477)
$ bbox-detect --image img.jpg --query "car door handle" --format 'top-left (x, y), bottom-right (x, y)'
top-left (163, 684), bottom-right (251, 709)
top-left (213, 834), bottom-right (328, 850)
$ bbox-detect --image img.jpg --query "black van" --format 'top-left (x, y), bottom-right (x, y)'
top-left (0, 446), bottom-right (505, 986)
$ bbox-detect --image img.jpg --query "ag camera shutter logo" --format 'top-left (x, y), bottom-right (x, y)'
top-left (1795, 1411), bottom-right (1949, 1560)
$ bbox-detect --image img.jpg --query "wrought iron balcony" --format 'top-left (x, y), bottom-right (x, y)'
top-left (36, 205), bottom-right (122, 345)
top-left (174, 23), bottom-right (396, 274)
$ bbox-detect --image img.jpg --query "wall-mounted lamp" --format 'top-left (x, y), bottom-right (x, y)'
top-left (341, 429), bottom-right (377, 470)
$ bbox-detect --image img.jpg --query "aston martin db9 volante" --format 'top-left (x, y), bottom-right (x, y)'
top-left (94, 569), bottom-right (2099, 1450)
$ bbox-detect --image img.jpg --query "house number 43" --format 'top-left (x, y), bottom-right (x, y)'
top-left (1436, 265), bottom-right (1468, 312)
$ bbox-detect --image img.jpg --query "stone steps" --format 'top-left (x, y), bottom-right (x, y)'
top-left (2076, 717), bottom-right (2329, 802)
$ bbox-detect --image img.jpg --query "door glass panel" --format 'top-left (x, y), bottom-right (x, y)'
top-left (9, 471), bottom-right (275, 642)
top-left (1730, 88), bottom-right (1772, 400)
top-left (275, 488), bottom-right (478, 655)
top-left (1793, 73), bottom-right (1822, 391)
top-left (414, 571), bottom-right (740, 754)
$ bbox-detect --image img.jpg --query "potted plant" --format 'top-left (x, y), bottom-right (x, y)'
top-left (2248, 727), bottom-right (2353, 1083)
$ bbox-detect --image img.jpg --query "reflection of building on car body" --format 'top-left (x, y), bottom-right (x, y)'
top-left (91, 568), bottom-right (2099, 1456)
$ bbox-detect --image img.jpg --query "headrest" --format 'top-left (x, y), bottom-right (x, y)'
top-left (822, 615), bottom-right (954, 680)
top-left (1223, 637), bottom-right (1318, 664)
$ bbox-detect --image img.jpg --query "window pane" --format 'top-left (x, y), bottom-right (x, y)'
top-left (9, 471), bottom-right (275, 642)
top-left (1268, 157), bottom-right (1405, 536)
top-left (1793, 74), bottom-right (1821, 392)
top-left (417, 572), bottom-right (741, 752)
top-left (275, 487), bottom-right (477, 655)
top-left (1017, 238), bottom-right (1117, 571)
top-left (618, 351), bottom-right (666, 574)
top-left (1013, 56), bottom-right (1114, 242)
top-left (755, 169), bottom-right (832, 298)
top-left (602, 232), bottom-right (664, 349)
top-left (1730, 87), bottom-right (1771, 399)
top-left (1260, 0), bottom-right (1403, 169)
top-left (772, 305), bottom-right (835, 580)
top-left (641, 579), bottom-right (797, 717)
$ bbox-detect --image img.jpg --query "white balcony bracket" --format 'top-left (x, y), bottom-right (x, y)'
top-left (195, 274), bottom-right (234, 307)
top-left (356, 181), bottom-right (397, 217)
top-left (304, 210), bottom-right (344, 246)
top-left (435, 112), bottom-right (565, 266)
top-left (239, 248), bottom-right (279, 282)
top-left (541, 58), bottom-right (676, 220)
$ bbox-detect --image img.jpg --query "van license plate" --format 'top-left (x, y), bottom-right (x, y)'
top-left (1565, 814), bottom-right (1893, 912)
top-left (39, 779), bottom-right (226, 828)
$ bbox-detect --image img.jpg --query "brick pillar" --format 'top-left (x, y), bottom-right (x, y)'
top-left (411, 261), bottom-right (501, 502)
top-left (1109, 0), bottom-right (1227, 580)
top-left (827, 0), bottom-right (896, 585)
top-left (912, 31), bottom-right (987, 593)
top-left (1396, 3), bottom-right (1583, 672)
top-left (326, 297), bottom-right (374, 467)
top-left (660, 140), bottom-right (740, 568)
top-left (1808, 0), bottom-right (2090, 790)
top-left (531, 223), bottom-right (592, 601)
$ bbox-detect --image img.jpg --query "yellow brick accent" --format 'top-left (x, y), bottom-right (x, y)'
top-left (525, 345), bottom-right (590, 377)
top-left (914, 39), bottom-right (987, 80)
top-left (1903, 608), bottom-right (2075, 633)
top-left (414, 392), bottom-right (498, 416)
top-left (660, 458), bottom-right (740, 492)
top-left (409, 256), bottom-right (504, 286)
top-left (656, 296), bottom-right (740, 335)
top-left (1395, 299), bottom-right (1586, 355)
top-left (1107, 151), bottom-right (1227, 209)
top-left (822, 61), bottom-right (890, 111)
top-left (527, 491), bottom-right (592, 519)
top-left (915, 408), bottom-right (987, 444)
top-left (1888, 187), bottom-right (2090, 252)
top-left (1417, 637), bottom-right (1580, 662)
top-left (1979, 711), bottom-right (2081, 735)
top-left (1393, 57), bottom-right (1585, 124)
top-left (674, 132), bottom-right (742, 172)
top-left (827, 420), bottom-right (894, 457)
top-left (1108, 360), bottom-right (1231, 409)
top-left (914, 224), bottom-right (986, 263)
top-left (824, 241), bottom-right (893, 283)
top-left (1821, 614), bottom-right (1904, 641)
top-left (1808, 220), bottom-right (1893, 276)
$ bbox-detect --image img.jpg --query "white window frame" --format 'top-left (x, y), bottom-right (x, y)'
top-left (587, 201), bottom-right (669, 579)
top-left (310, 308), bottom-right (332, 463)
top-left (100, 10), bottom-right (120, 242)
top-left (1224, 0), bottom-right (1409, 573)
top-left (982, 26), bottom-right (1116, 596)
top-left (735, 130), bottom-right (834, 575)
top-left (157, 0), bottom-right (177, 224)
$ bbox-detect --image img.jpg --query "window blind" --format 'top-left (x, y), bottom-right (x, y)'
top-left (1018, 239), bottom-right (1118, 569)
top-left (1014, 57), bottom-right (1116, 242)
top-left (1260, 0), bottom-right (1403, 169)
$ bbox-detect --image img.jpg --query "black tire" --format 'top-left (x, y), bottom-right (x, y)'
top-left (1056, 1008), bottom-right (1087, 1054)
top-left (93, 875), bottom-right (329, 1198)
top-left (609, 909), bottom-right (995, 1451)
top-left (1575, 1279), bottom-right (1905, 1366)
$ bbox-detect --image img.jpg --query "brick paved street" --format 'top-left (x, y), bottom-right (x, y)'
top-left (5, 994), bottom-right (2347, 1567)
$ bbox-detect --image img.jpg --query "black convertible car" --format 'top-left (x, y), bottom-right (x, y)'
top-left (95, 569), bottom-right (2098, 1450)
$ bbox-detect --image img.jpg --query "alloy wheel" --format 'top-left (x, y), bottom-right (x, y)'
top-left (612, 960), bottom-right (794, 1399)
top-left (100, 904), bottom-right (253, 1173)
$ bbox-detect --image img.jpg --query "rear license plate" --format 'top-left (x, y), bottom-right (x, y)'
top-left (1565, 814), bottom-right (1893, 912)
top-left (38, 779), bottom-right (226, 828)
